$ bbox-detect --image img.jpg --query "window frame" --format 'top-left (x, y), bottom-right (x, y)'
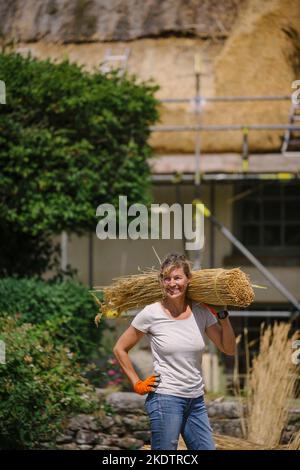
top-left (233, 181), bottom-right (300, 256)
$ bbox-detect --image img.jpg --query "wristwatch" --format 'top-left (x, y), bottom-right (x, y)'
top-left (217, 309), bottom-right (229, 320)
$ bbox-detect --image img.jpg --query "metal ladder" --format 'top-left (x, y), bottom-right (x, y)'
top-left (99, 48), bottom-right (130, 75)
top-left (281, 102), bottom-right (300, 153)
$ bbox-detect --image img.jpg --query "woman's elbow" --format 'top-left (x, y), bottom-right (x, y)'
top-left (223, 346), bottom-right (236, 356)
top-left (113, 341), bottom-right (127, 357)
top-left (113, 343), bottom-right (121, 358)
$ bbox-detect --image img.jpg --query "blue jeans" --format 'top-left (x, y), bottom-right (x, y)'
top-left (144, 392), bottom-right (215, 450)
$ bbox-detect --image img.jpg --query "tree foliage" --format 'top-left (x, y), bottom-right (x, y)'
top-left (0, 52), bottom-right (159, 276)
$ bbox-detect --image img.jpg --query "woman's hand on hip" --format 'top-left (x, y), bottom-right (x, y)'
top-left (133, 373), bottom-right (161, 395)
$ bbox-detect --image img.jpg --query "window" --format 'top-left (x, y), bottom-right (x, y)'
top-left (234, 182), bottom-right (300, 256)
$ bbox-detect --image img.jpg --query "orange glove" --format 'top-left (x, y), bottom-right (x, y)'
top-left (134, 374), bottom-right (160, 395)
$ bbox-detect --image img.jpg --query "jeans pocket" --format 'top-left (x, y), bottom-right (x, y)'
top-left (144, 392), bottom-right (158, 415)
top-left (144, 391), bottom-right (152, 410)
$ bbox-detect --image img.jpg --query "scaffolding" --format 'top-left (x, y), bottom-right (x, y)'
top-left (150, 90), bottom-right (300, 320)
top-left (281, 102), bottom-right (300, 153)
top-left (99, 48), bottom-right (130, 75)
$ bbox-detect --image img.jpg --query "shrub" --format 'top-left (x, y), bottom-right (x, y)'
top-left (0, 277), bottom-right (105, 361)
top-left (0, 317), bottom-right (98, 449)
top-left (85, 354), bottom-right (132, 391)
top-left (100, 355), bottom-right (133, 391)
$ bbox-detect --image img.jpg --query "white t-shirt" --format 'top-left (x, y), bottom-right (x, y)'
top-left (131, 300), bottom-right (218, 398)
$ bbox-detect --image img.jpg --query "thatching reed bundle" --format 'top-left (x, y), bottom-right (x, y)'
top-left (247, 322), bottom-right (300, 448)
top-left (142, 433), bottom-right (274, 451)
top-left (93, 267), bottom-right (254, 324)
top-left (288, 431), bottom-right (300, 450)
top-left (188, 268), bottom-right (254, 306)
top-left (213, 433), bottom-right (274, 451)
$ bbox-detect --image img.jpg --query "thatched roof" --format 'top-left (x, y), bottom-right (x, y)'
top-left (0, 0), bottom-right (245, 43)
top-left (2, 0), bottom-right (299, 153)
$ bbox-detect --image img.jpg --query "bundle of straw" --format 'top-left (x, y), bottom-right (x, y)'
top-left (93, 267), bottom-right (254, 324)
top-left (288, 431), bottom-right (300, 450)
top-left (142, 433), bottom-right (273, 450)
top-left (188, 268), bottom-right (254, 306)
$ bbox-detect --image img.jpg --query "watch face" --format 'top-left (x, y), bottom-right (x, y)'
top-left (218, 310), bottom-right (228, 319)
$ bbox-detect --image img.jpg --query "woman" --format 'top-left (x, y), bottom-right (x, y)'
top-left (113, 253), bottom-right (236, 450)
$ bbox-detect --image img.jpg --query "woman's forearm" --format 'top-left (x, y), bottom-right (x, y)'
top-left (220, 318), bottom-right (236, 355)
top-left (113, 347), bottom-right (140, 386)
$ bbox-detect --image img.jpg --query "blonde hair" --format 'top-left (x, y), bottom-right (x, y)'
top-left (159, 253), bottom-right (192, 280)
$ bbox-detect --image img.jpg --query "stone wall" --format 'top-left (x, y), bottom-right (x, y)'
top-left (39, 390), bottom-right (300, 450)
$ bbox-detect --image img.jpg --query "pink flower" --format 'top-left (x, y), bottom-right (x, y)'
top-left (108, 380), bottom-right (116, 386)
top-left (116, 378), bottom-right (123, 383)
top-left (108, 369), bottom-right (116, 376)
